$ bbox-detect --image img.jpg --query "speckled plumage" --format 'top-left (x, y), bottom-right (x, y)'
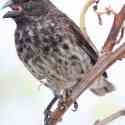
top-left (5, 0), bottom-right (114, 96)
top-left (15, 11), bottom-right (95, 94)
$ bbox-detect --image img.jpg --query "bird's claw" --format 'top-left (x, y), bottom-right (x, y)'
top-left (64, 89), bottom-right (78, 112)
top-left (72, 101), bottom-right (78, 112)
top-left (44, 110), bottom-right (52, 125)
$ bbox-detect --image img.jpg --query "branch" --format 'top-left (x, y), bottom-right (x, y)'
top-left (96, 5), bottom-right (117, 25)
top-left (102, 4), bottom-right (125, 52)
top-left (46, 3), bottom-right (125, 125)
top-left (94, 109), bottom-right (125, 125)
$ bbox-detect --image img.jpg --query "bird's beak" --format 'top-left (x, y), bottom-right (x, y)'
top-left (1, 0), bottom-right (21, 18)
top-left (3, 11), bottom-right (21, 18)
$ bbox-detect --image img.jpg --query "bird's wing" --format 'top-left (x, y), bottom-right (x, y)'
top-left (60, 16), bottom-right (114, 94)
top-left (62, 16), bottom-right (98, 65)
top-left (60, 15), bottom-right (107, 77)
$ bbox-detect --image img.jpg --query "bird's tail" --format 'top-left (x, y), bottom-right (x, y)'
top-left (90, 76), bottom-right (115, 96)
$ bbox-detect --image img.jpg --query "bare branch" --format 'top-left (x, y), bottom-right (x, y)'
top-left (102, 4), bottom-right (125, 52)
top-left (96, 5), bottom-right (117, 25)
top-left (93, 109), bottom-right (125, 125)
top-left (115, 26), bottom-right (125, 44)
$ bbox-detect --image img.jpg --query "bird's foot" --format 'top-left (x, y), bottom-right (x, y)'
top-left (64, 89), bottom-right (79, 112)
top-left (72, 101), bottom-right (78, 112)
top-left (57, 95), bottom-right (66, 110)
top-left (65, 88), bottom-right (73, 97)
top-left (44, 96), bottom-right (59, 125)
top-left (44, 110), bottom-right (52, 125)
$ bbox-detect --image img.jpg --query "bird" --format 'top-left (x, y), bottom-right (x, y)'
top-left (1, 0), bottom-right (114, 124)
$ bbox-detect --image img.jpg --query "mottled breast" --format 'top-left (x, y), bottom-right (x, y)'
top-left (15, 15), bottom-right (92, 93)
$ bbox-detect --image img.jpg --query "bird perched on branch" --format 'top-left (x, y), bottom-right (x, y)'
top-left (1, 0), bottom-right (114, 124)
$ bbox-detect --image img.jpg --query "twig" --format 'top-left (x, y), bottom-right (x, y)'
top-left (102, 4), bottom-right (125, 52)
top-left (93, 109), bottom-right (125, 125)
top-left (115, 26), bottom-right (125, 44)
top-left (48, 3), bottom-right (125, 125)
top-left (96, 5), bottom-right (117, 25)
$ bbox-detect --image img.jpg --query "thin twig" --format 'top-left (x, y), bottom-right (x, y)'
top-left (102, 4), bottom-right (125, 52)
top-left (115, 26), bottom-right (125, 44)
top-left (95, 4), bottom-right (117, 25)
top-left (94, 109), bottom-right (125, 125)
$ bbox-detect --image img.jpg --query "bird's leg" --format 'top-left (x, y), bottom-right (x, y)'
top-left (72, 101), bottom-right (78, 112)
top-left (65, 89), bottom-right (78, 111)
top-left (62, 88), bottom-right (78, 112)
top-left (44, 95), bottom-right (58, 125)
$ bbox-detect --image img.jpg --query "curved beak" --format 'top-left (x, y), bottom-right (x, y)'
top-left (3, 11), bottom-right (21, 18)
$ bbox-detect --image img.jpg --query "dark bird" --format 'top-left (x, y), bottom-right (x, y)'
top-left (2, 0), bottom-right (114, 124)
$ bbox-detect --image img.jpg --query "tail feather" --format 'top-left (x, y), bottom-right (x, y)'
top-left (90, 77), bottom-right (115, 96)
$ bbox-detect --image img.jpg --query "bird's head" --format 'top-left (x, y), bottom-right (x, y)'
top-left (2, 0), bottom-right (49, 19)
